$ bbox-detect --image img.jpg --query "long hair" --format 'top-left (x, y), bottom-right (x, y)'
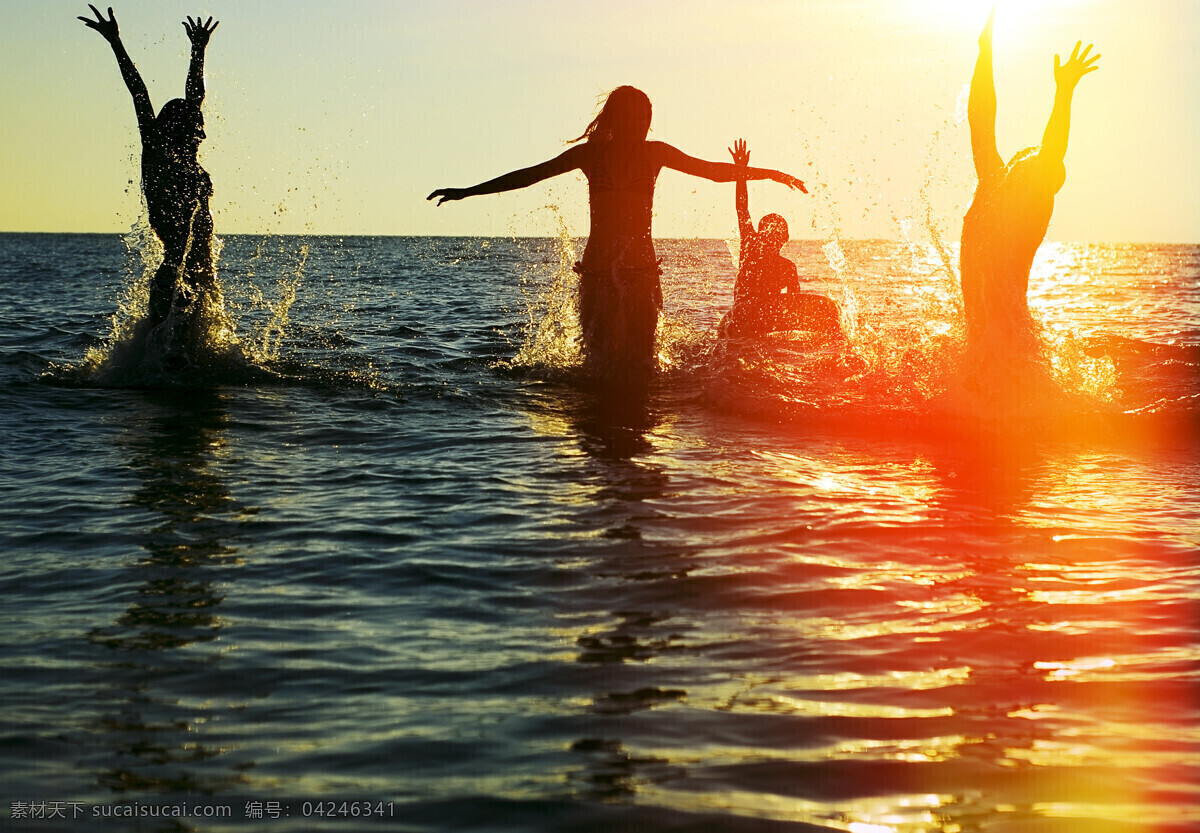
top-left (570, 86), bottom-right (652, 144)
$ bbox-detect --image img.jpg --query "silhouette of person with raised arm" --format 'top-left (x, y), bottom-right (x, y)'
top-left (718, 138), bottom-right (842, 340)
top-left (961, 10), bottom-right (1099, 355)
top-left (428, 86), bottom-right (807, 379)
top-left (79, 6), bottom-right (220, 344)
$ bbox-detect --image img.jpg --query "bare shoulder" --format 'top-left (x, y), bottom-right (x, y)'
top-left (645, 140), bottom-right (677, 159)
top-left (559, 142), bottom-right (595, 172)
top-left (645, 141), bottom-right (689, 171)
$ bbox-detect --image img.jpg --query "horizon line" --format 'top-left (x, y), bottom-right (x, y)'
top-left (1, 230), bottom-right (1196, 247)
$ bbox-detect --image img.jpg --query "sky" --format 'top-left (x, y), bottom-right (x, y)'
top-left (1, 0), bottom-right (1197, 242)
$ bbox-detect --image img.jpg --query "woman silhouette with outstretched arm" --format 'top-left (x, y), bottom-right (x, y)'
top-left (960, 10), bottom-right (1099, 352)
top-left (428, 86), bottom-right (807, 378)
top-left (79, 5), bottom-right (219, 335)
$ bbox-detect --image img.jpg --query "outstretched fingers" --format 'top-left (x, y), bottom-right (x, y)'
top-left (183, 14), bottom-right (219, 44)
top-left (434, 187), bottom-right (470, 205)
top-left (1055, 40), bottom-right (1100, 86)
top-left (1072, 42), bottom-right (1099, 66)
top-left (79, 5), bottom-right (119, 40)
top-left (779, 173), bottom-right (807, 194)
top-left (728, 138), bottom-right (750, 166)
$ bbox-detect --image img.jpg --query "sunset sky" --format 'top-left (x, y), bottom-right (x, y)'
top-left (2, 0), bottom-right (1196, 241)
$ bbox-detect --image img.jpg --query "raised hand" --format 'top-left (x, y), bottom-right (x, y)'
top-left (728, 138), bottom-right (750, 166)
top-left (78, 4), bottom-right (120, 44)
top-left (427, 188), bottom-right (469, 206)
top-left (183, 15), bottom-right (219, 48)
top-left (1054, 41), bottom-right (1100, 90)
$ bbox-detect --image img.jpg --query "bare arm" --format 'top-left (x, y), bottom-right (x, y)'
top-left (654, 142), bottom-right (807, 193)
top-left (427, 145), bottom-right (587, 205)
top-left (969, 9), bottom-right (1003, 180)
top-left (1041, 41), bottom-right (1100, 168)
top-left (183, 15), bottom-right (219, 106)
top-left (728, 139), bottom-right (754, 240)
top-left (79, 5), bottom-right (154, 135)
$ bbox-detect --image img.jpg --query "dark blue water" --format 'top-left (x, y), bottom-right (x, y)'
top-left (1, 233), bottom-right (1197, 832)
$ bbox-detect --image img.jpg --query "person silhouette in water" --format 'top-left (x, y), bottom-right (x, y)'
top-left (718, 138), bottom-right (841, 340)
top-left (79, 6), bottom-right (219, 340)
top-left (961, 10), bottom-right (1098, 354)
top-left (428, 86), bottom-right (807, 379)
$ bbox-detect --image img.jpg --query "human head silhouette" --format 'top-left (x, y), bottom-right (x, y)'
top-left (574, 86), bottom-right (652, 144)
top-left (758, 213), bottom-right (789, 252)
top-left (157, 98), bottom-right (205, 152)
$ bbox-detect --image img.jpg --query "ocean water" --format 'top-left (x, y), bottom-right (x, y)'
top-left (0, 231), bottom-right (1197, 832)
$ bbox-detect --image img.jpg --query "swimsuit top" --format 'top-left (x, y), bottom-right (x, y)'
top-left (585, 144), bottom-right (657, 198)
top-left (577, 141), bottom-right (661, 272)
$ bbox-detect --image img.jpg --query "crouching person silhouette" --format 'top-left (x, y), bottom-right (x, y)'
top-left (718, 139), bottom-right (841, 341)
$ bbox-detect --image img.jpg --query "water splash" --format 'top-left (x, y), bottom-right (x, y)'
top-left (229, 237), bottom-right (308, 364)
top-left (508, 209), bottom-right (584, 374)
top-left (703, 234), bottom-right (1132, 428)
top-left (499, 210), bottom-right (1129, 427)
top-left (56, 217), bottom-right (305, 387)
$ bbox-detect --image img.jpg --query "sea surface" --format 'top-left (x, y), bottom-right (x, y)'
top-left (0, 232), bottom-right (1197, 832)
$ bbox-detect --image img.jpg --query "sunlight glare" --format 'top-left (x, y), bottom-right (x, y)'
top-left (905, 0), bottom-right (1080, 34)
